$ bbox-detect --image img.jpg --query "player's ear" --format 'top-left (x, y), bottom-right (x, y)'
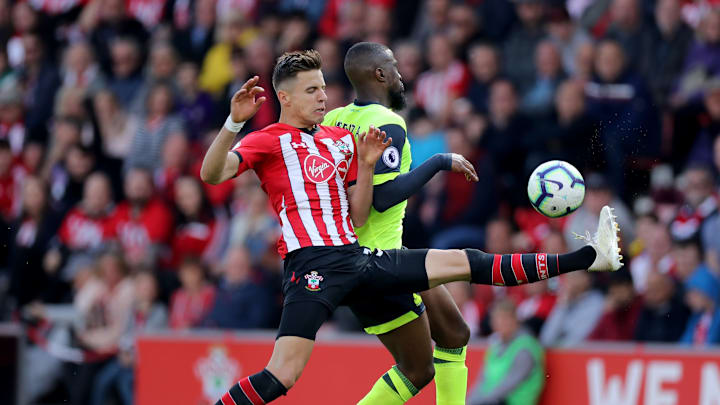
top-left (277, 89), bottom-right (290, 106)
top-left (375, 67), bottom-right (386, 83)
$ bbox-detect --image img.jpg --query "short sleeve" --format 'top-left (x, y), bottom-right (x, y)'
top-left (231, 133), bottom-right (267, 177)
top-left (374, 124), bottom-right (406, 175)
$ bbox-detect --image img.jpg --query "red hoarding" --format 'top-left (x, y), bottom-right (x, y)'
top-left (136, 333), bottom-right (720, 405)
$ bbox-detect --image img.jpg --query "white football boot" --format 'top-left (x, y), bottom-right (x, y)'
top-left (575, 205), bottom-right (623, 271)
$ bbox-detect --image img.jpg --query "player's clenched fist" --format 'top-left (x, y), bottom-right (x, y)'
top-left (230, 76), bottom-right (267, 123)
top-left (357, 125), bottom-right (391, 166)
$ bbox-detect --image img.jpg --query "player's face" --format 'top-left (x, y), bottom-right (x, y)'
top-left (283, 69), bottom-right (328, 125)
top-left (383, 50), bottom-right (406, 111)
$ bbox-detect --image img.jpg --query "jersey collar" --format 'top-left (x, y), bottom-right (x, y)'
top-left (272, 122), bottom-right (319, 135)
top-left (353, 99), bottom-right (383, 107)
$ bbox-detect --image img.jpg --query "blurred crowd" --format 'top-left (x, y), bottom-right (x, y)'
top-left (0, 0), bottom-right (720, 403)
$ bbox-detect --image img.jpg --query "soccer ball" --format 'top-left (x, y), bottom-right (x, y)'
top-left (527, 160), bottom-right (585, 218)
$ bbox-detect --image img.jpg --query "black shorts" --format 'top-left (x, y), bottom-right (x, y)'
top-left (277, 243), bottom-right (429, 339)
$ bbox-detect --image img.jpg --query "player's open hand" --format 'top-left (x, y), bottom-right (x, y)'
top-left (230, 76), bottom-right (267, 123)
top-left (450, 153), bottom-right (479, 182)
top-left (358, 126), bottom-right (391, 166)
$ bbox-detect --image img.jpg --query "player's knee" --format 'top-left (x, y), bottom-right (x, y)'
top-left (270, 370), bottom-right (298, 390)
top-left (399, 363), bottom-right (435, 389)
top-left (415, 364), bottom-right (436, 389)
top-left (266, 364), bottom-right (302, 390)
top-left (444, 321), bottom-right (471, 348)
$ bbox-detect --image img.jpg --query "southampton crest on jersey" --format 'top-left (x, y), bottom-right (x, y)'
top-left (333, 140), bottom-right (352, 157)
top-left (305, 271), bottom-right (324, 291)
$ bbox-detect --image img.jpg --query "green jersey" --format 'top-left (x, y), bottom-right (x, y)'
top-left (322, 101), bottom-right (411, 250)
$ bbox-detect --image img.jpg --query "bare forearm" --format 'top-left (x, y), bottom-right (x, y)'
top-left (201, 128), bottom-right (237, 184)
top-left (350, 162), bottom-right (375, 228)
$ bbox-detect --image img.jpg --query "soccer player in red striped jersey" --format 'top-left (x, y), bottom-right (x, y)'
top-left (201, 50), bottom-right (623, 405)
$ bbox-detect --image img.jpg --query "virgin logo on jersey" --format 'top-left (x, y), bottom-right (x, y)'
top-left (303, 154), bottom-right (336, 183)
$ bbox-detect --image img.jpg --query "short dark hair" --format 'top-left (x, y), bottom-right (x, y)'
top-left (272, 50), bottom-right (322, 91)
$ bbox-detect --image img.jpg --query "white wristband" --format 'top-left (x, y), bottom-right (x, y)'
top-left (224, 115), bottom-right (245, 133)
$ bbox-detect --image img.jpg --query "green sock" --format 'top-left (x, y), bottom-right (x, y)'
top-left (434, 346), bottom-right (469, 405)
top-left (357, 365), bottom-right (419, 404)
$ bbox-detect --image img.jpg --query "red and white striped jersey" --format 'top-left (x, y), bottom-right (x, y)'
top-left (232, 123), bottom-right (358, 257)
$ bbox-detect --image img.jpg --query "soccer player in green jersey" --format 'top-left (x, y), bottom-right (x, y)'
top-left (323, 42), bottom-right (479, 405)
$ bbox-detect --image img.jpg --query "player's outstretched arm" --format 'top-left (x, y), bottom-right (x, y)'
top-left (349, 126), bottom-right (390, 227)
top-left (372, 153), bottom-right (478, 212)
top-left (201, 76), bottom-right (266, 185)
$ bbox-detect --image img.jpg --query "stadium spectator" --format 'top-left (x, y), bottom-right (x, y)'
top-left (572, 41), bottom-right (595, 82)
top-left (643, 0), bottom-right (693, 104)
top-left (680, 265), bottom-right (720, 345)
top-left (90, 270), bottom-right (167, 405)
top-left (525, 80), bottom-right (595, 171)
top-left (521, 40), bottom-right (566, 117)
top-left (169, 257), bottom-right (216, 330)
top-left (630, 222), bottom-right (674, 293)
top-left (68, 250), bottom-right (134, 405)
top-left (412, 0), bottom-right (450, 44)
top-left (244, 35), bottom-right (280, 130)
top-left (124, 82), bottom-right (186, 172)
top-left (155, 132), bottom-right (191, 202)
top-left (228, 185), bottom-right (279, 264)
top-left (19, 32), bottom-right (61, 142)
top-left (91, 90), bottom-right (135, 182)
top-left (603, 0), bottom-right (654, 75)
top-left (175, 62), bottom-right (215, 141)
top-left (106, 168), bottom-right (173, 267)
top-left (408, 109), bottom-right (447, 169)
top-left (415, 33), bottom-right (470, 125)
top-left (516, 280), bottom-right (557, 337)
top-left (585, 40), bottom-right (658, 194)
top-left (480, 79), bottom-right (530, 207)
top-left (172, 0), bottom-right (217, 65)
top-left (47, 141), bottom-right (96, 214)
top-left (446, 3), bottom-right (483, 59)
top-left (589, 270), bottom-right (643, 341)
top-left (0, 78), bottom-right (24, 156)
top-left (540, 270), bottom-right (605, 346)
top-left (670, 165), bottom-right (718, 241)
top-left (393, 41), bottom-right (423, 98)
top-left (7, 177), bottom-right (63, 306)
top-left (503, 0), bottom-right (546, 92)
top-left (0, 138), bottom-right (24, 221)
top-left (45, 172), bottom-right (113, 287)
top-left (168, 176), bottom-right (226, 269)
top-left (276, 11), bottom-right (314, 54)
top-left (314, 36), bottom-right (344, 81)
top-left (687, 81), bottom-right (720, 168)
top-left (466, 43), bottom-right (501, 114)
top-left (129, 42), bottom-right (179, 115)
top-left (204, 246), bottom-right (277, 329)
top-left (219, 46), bottom-right (250, 125)
top-left (105, 38), bottom-right (144, 108)
top-left (546, 6), bottom-right (592, 78)
top-left (469, 298), bottom-right (545, 405)
top-left (199, 11), bottom-right (250, 96)
top-left (60, 41), bottom-right (104, 93)
top-left (672, 10), bottom-right (720, 107)
top-left (80, 0), bottom-right (149, 75)
top-left (634, 271), bottom-right (690, 342)
top-left (672, 236), bottom-right (705, 283)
